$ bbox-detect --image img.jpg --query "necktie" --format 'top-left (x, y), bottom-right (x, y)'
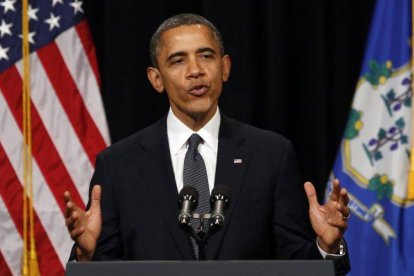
top-left (183, 133), bottom-right (210, 258)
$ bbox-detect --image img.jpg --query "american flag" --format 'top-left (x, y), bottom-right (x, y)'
top-left (0, 0), bottom-right (110, 275)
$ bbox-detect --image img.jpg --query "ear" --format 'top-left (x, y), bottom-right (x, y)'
top-left (147, 67), bottom-right (165, 93)
top-left (221, 55), bottom-right (231, 82)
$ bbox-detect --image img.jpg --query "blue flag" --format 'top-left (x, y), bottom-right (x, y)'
top-left (329, 0), bottom-right (414, 275)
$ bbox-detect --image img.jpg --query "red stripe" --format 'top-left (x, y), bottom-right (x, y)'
top-left (0, 67), bottom-right (85, 211)
top-left (0, 145), bottom-right (65, 276)
top-left (37, 42), bottom-right (106, 166)
top-left (75, 20), bottom-right (102, 88)
top-left (0, 250), bottom-right (12, 276)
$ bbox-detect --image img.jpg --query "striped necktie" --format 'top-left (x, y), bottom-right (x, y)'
top-left (183, 133), bottom-right (210, 258)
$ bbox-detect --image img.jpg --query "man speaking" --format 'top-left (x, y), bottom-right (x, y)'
top-left (64, 13), bottom-right (350, 274)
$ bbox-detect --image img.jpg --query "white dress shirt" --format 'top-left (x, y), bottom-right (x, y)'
top-left (167, 107), bottom-right (220, 193)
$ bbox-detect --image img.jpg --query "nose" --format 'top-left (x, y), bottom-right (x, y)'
top-left (186, 58), bottom-right (204, 79)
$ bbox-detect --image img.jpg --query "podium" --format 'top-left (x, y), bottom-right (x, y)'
top-left (66, 260), bottom-right (335, 276)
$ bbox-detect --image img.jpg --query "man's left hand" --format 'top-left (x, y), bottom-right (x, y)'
top-left (304, 179), bottom-right (350, 254)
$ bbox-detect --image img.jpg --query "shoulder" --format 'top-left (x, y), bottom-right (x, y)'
top-left (98, 117), bottom-right (166, 162)
top-left (221, 114), bottom-right (291, 152)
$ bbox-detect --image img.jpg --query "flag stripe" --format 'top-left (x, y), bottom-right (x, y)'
top-left (56, 23), bottom-right (110, 145)
top-left (0, 250), bottom-right (13, 276)
top-left (0, 204), bottom-right (18, 276)
top-left (75, 20), bottom-right (102, 89)
top-left (0, 145), bottom-right (64, 276)
top-left (37, 42), bottom-right (107, 166)
top-left (15, 54), bottom-right (94, 204)
top-left (0, 67), bottom-right (85, 211)
top-left (0, 90), bottom-right (75, 266)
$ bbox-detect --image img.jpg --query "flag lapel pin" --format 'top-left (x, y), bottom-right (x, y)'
top-left (233, 158), bottom-right (242, 164)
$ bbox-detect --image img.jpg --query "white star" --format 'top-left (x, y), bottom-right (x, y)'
top-left (0, 19), bottom-right (13, 38)
top-left (19, 31), bottom-right (36, 44)
top-left (70, 0), bottom-right (84, 14)
top-left (0, 0), bottom-right (16, 14)
top-left (28, 4), bottom-right (39, 21)
top-left (52, 0), bottom-right (63, 7)
top-left (0, 44), bottom-right (10, 61)
top-left (44, 12), bottom-right (61, 31)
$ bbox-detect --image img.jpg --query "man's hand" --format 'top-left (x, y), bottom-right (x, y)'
top-left (304, 179), bottom-right (350, 254)
top-left (64, 185), bottom-right (102, 261)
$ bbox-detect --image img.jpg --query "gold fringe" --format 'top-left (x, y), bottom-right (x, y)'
top-left (409, 0), bottom-right (414, 200)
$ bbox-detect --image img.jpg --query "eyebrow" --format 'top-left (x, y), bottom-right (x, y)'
top-left (197, 47), bottom-right (216, 55)
top-left (166, 47), bottom-right (217, 63)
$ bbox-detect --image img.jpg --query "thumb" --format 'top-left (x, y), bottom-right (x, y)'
top-left (304, 182), bottom-right (319, 208)
top-left (90, 185), bottom-right (101, 211)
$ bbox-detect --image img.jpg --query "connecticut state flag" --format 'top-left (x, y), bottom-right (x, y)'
top-left (328, 0), bottom-right (414, 275)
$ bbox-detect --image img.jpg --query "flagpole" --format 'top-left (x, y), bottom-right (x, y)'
top-left (21, 0), bottom-right (39, 275)
top-left (409, 0), bottom-right (414, 200)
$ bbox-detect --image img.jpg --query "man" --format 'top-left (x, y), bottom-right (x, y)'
top-left (64, 13), bottom-right (350, 274)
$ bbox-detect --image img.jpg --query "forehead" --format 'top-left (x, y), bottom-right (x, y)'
top-left (158, 24), bottom-right (219, 55)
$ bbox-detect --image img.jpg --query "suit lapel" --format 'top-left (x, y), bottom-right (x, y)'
top-left (206, 115), bottom-right (251, 259)
top-left (136, 118), bottom-right (194, 259)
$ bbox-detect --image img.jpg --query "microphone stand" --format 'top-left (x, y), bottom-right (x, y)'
top-left (178, 185), bottom-right (231, 260)
top-left (179, 212), bottom-right (222, 260)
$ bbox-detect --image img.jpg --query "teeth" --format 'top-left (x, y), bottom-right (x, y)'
top-left (191, 86), bottom-right (203, 91)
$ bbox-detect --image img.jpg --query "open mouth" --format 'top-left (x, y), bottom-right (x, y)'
top-left (188, 84), bottom-right (209, 96)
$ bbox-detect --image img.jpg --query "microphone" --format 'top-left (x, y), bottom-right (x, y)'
top-left (210, 185), bottom-right (231, 228)
top-left (178, 186), bottom-right (198, 225)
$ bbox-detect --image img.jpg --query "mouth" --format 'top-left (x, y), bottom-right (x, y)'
top-left (188, 84), bottom-right (209, 96)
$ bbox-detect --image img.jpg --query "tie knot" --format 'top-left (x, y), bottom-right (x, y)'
top-left (188, 133), bottom-right (203, 150)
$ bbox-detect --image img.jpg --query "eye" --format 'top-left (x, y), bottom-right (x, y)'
top-left (201, 53), bottom-right (213, 59)
top-left (172, 58), bottom-right (184, 65)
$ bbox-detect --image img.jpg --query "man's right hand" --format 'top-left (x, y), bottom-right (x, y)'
top-left (64, 185), bottom-right (102, 261)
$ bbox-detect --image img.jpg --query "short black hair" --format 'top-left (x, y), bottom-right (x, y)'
top-left (149, 13), bottom-right (224, 67)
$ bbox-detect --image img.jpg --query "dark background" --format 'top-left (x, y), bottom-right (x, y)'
top-left (83, 0), bottom-right (376, 199)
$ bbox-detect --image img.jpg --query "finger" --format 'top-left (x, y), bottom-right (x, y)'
top-left (327, 216), bottom-right (348, 232)
top-left (65, 199), bottom-right (80, 220)
top-left (70, 226), bottom-right (85, 240)
top-left (335, 203), bottom-right (351, 218)
top-left (64, 191), bottom-right (72, 217)
top-left (64, 191), bottom-right (71, 203)
top-left (64, 193), bottom-right (76, 218)
top-left (328, 221), bottom-right (348, 233)
top-left (65, 215), bottom-right (75, 228)
top-left (329, 179), bottom-right (341, 201)
top-left (304, 182), bottom-right (319, 208)
top-left (90, 185), bottom-right (101, 210)
top-left (66, 211), bottom-right (80, 230)
top-left (339, 188), bottom-right (350, 206)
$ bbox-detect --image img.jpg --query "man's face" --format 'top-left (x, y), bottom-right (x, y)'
top-left (147, 24), bottom-right (231, 127)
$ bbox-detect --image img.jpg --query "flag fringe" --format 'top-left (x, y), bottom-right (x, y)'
top-left (409, 0), bottom-right (414, 200)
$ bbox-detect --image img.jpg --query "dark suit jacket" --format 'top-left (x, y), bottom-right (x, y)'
top-left (71, 114), bottom-right (349, 274)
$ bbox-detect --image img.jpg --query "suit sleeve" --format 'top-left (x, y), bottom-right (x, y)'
top-left (68, 152), bottom-right (125, 261)
top-left (272, 140), bottom-right (322, 260)
top-left (272, 140), bottom-right (350, 274)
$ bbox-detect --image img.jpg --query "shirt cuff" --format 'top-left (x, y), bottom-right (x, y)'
top-left (316, 238), bottom-right (346, 260)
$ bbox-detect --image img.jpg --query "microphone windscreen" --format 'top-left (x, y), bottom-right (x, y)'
top-left (179, 186), bottom-right (199, 200)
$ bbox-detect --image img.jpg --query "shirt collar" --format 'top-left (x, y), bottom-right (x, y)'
top-left (167, 107), bottom-right (220, 155)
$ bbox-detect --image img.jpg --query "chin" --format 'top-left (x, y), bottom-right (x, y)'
top-left (192, 104), bottom-right (216, 115)
top-left (186, 107), bottom-right (214, 120)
